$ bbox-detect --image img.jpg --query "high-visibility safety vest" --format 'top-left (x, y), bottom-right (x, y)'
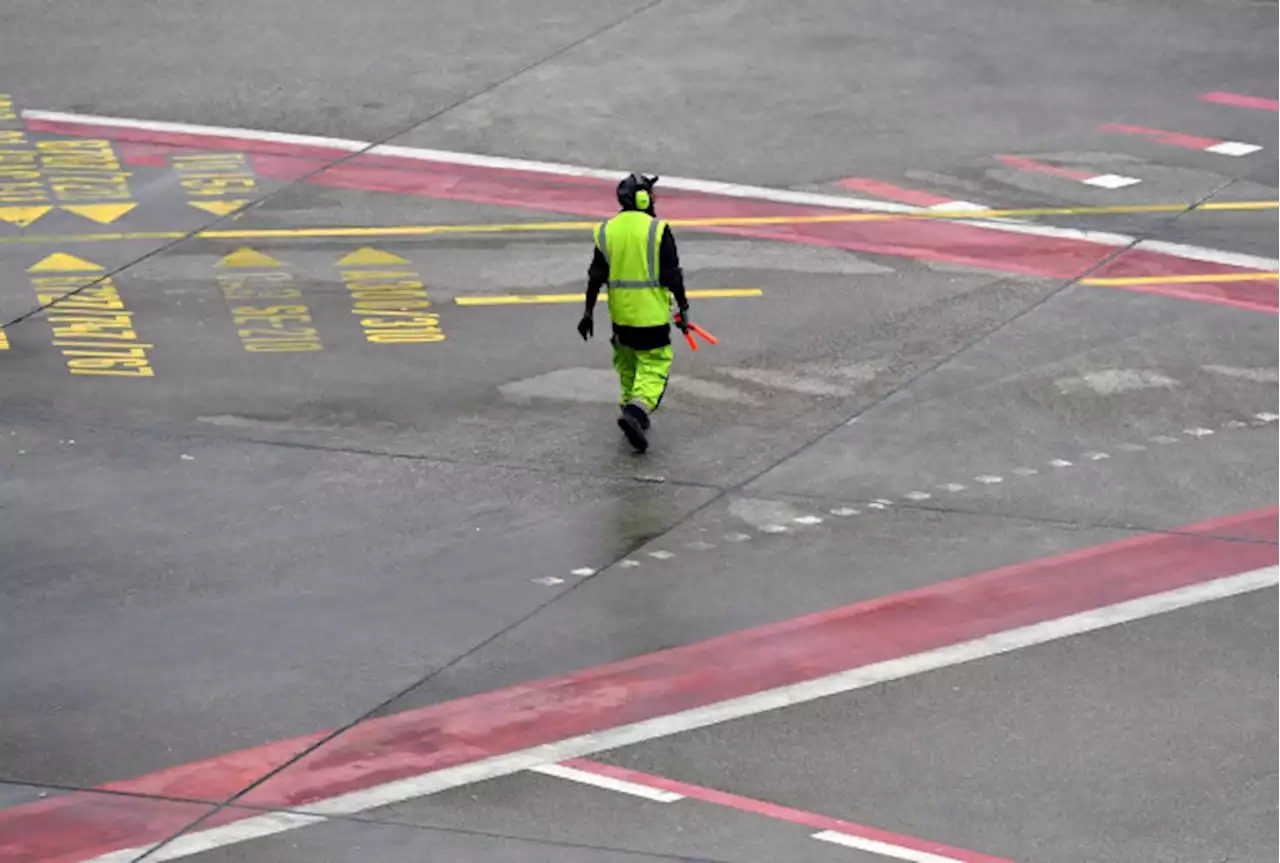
top-left (593, 210), bottom-right (671, 328)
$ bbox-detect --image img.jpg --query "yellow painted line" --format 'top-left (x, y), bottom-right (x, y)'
top-left (1082, 272), bottom-right (1280, 286)
top-left (454, 288), bottom-right (763, 306)
top-left (0, 200), bottom-right (1274, 247)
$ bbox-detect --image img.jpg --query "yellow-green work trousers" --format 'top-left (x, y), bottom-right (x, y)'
top-left (612, 341), bottom-right (672, 413)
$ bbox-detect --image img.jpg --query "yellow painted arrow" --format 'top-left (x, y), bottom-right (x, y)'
top-left (216, 247), bottom-right (282, 268)
top-left (62, 203), bottom-right (138, 225)
top-left (28, 252), bottom-right (104, 273)
top-left (189, 199), bottom-right (250, 217)
top-left (0, 205), bottom-right (52, 228)
top-left (336, 247), bottom-right (410, 267)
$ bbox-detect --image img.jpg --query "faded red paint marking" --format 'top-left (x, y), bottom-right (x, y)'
top-left (1098, 123), bottom-right (1222, 150)
top-left (996, 154), bottom-right (1094, 181)
top-left (1199, 92), bottom-right (1280, 112)
top-left (564, 759), bottom-right (1015, 863)
top-left (832, 177), bottom-right (956, 207)
top-left (1089, 250), bottom-right (1279, 314)
top-left (1, 508), bottom-right (1273, 863)
top-left (23, 115), bottom-right (1276, 315)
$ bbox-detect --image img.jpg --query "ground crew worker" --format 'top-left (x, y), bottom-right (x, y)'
top-left (577, 173), bottom-right (691, 453)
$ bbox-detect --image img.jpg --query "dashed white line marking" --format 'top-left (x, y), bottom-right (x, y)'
top-left (1083, 452), bottom-right (1110, 460)
top-left (1205, 141), bottom-right (1263, 157)
top-left (937, 483), bottom-right (968, 492)
top-left (1082, 173), bottom-right (1143, 189)
top-left (1116, 443), bottom-right (1148, 452)
top-left (648, 550), bottom-right (675, 560)
top-left (1224, 420), bottom-right (1250, 429)
top-left (793, 515), bottom-right (825, 525)
top-left (760, 524), bottom-right (790, 533)
top-left (829, 507), bottom-right (860, 517)
top-left (1149, 435), bottom-right (1179, 444)
top-left (872, 499), bottom-right (894, 506)
top-left (974, 475), bottom-right (1004, 484)
top-left (570, 568), bottom-right (597, 578)
top-left (1049, 458), bottom-right (1074, 467)
top-left (531, 577), bottom-right (565, 586)
top-left (724, 532), bottom-right (753, 542)
top-left (867, 502), bottom-right (889, 510)
top-left (1254, 412), bottom-right (1279, 423)
top-left (530, 763), bottom-right (685, 803)
top-left (1183, 428), bottom-right (1214, 437)
top-left (812, 830), bottom-right (965, 863)
top-left (1010, 467), bottom-right (1039, 476)
top-left (618, 560), bottom-right (642, 568)
top-left (903, 491), bottom-right (933, 501)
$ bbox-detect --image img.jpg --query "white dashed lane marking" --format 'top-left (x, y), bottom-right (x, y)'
top-left (530, 410), bottom-right (1276, 585)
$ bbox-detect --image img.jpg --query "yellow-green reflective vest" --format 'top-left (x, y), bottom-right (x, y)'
top-left (593, 210), bottom-right (670, 328)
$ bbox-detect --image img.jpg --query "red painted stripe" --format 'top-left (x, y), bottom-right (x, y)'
top-left (564, 759), bottom-right (1014, 863)
top-left (832, 177), bottom-right (956, 207)
top-left (1199, 92), bottom-right (1280, 112)
top-left (995, 155), bottom-right (1094, 181)
top-left (20, 118), bottom-right (1276, 316)
top-left (1098, 123), bottom-right (1222, 150)
top-left (1088, 251), bottom-right (1279, 314)
top-left (0, 508), bottom-right (1273, 863)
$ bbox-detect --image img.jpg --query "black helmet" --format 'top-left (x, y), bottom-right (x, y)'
top-left (617, 172), bottom-right (659, 213)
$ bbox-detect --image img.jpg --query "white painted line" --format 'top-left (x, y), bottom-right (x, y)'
top-left (724, 532), bottom-right (753, 541)
top-left (867, 502), bottom-right (889, 510)
top-left (1254, 412), bottom-right (1279, 422)
top-left (1205, 141), bottom-right (1263, 157)
top-left (927, 200), bottom-right (990, 213)
top-left (21, 109), bottom-right (1280, 273)
top-left (1049, 458), bottom-right (1074, 467)
top-left (903, 491), bottom-right (933, 501)
top-left (760, 524), bottom-right (790, 533)
top-left (937, 483), bottom-right (968, 492)
top-left (1149, 435), bottom-right (1179, 444)
top-left (1224, 420), bottom-right (1250, 429)
top-left (1183, 428), bottom-right (1214, 437)
top-left (570, 568), bottom-right (597, 577)
top-left (1116, 443), bottom-right (1148, 452)
top-left (618, 560), bottom-right (642, 568)
top-left (974, 475), bottom-right (1004, 484)
top-left (873, 499), bottom-right (895, 506)
top-left (1083, 452), bottom-right (1111, 460)
top-left (812, 830), bottom-right (964, 863)
top-left (1082, 174), bottom-right (1143, 189)
top-left (88, 813), bottom-right (327, 863)
top-left (794, 515), bottom-right (825, 525)
top-left (1010, 468), bottom-right (1039, 476)
top-left (1134, 240), bottom-right (1278, 273)
top-left (648, 550), bottom-right (675, 560)
top-left (530, 763), bottom-right (685, 802)
top-left (531, 576), bottom-right (565, 586)
top-left (84, 567), bottom-right (1279, 862)
top-left (829, 507), bottom-right (861, 517)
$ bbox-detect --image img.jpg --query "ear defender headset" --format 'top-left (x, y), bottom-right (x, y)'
top-left (617, 172), bottom-right (659, 213)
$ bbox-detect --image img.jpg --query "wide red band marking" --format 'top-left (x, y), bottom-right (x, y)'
top-left (23, 116), bottom-right (1275, 316)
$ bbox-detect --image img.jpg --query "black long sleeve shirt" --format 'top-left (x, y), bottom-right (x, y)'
top-left (585, 224), bottom-right (689, 350)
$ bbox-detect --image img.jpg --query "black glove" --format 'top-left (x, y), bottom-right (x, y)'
top-left (675, 306), bottom-right (691, 334)
top-left (577, 313), bottom-right (594, 340)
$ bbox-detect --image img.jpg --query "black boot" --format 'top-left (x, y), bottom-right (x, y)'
top-left (617, 404), bottom-right (649, 452)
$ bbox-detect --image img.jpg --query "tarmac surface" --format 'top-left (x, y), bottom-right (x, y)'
top-left (0, 2), bottom-right (1277, 862)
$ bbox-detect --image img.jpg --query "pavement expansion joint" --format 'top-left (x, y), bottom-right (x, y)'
top-left (544, 408), bottom-right (1278, 585)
